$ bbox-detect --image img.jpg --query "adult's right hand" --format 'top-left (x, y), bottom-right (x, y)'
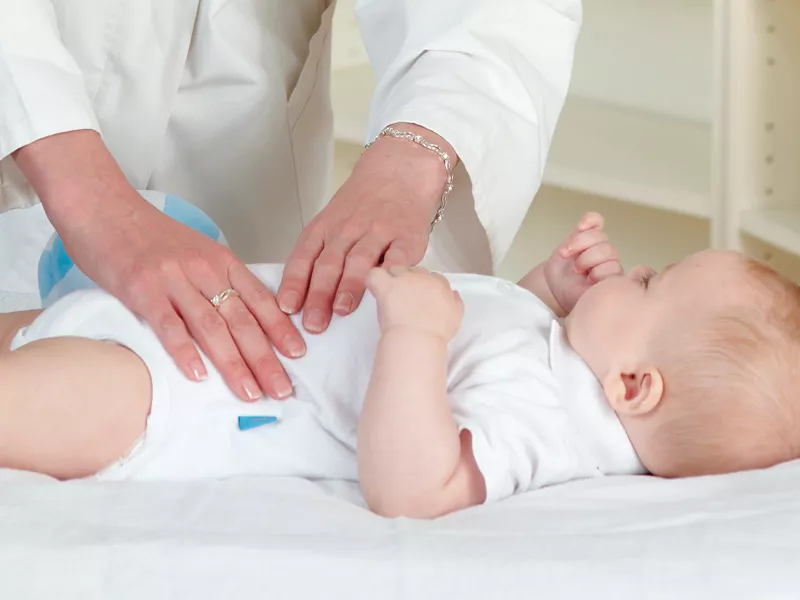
top-left (14, 131), bottom-right (305, 402)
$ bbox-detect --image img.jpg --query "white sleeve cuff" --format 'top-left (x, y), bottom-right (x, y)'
top-left (0, 0), bottom-right (101, 161)
top-left (359, 0), bottom-right (580, 268)
top-left (0, 54), bottom-right (100, 161)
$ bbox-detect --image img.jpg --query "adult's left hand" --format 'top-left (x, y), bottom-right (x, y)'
top-left (276, 123), bottom-right (457, 333)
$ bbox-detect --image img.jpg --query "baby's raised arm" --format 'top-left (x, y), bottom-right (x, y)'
top-left (357, 267), bottom-right (486, 519)
top-left (518, 212), bottom-right (622, 317)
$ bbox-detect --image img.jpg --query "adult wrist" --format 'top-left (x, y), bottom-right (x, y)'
top-left (13, 130), bottom-right (134, 219)
top-left (362, 123), bottom-right (457, 227)
top-left (385, 123), bottom-right (458, 169)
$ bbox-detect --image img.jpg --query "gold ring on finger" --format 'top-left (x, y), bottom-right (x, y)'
top-left (210, 288), bottom-right (240, 309)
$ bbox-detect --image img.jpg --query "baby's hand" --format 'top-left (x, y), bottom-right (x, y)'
top-left (366, 266), bottom-right (464, 340)
top-left (545, 212), bottom-right (622, 314)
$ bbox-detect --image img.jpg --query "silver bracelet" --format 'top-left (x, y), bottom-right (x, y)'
top-left (365, 126), bottom-right (454, 230)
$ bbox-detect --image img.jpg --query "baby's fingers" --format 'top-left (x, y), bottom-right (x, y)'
top-left (587, 260), bottom-right (624, 283)
top-left (366, 267), bottom-right (394, 299)
top-left (560, 228), bottom-right (609, 259)
top-left (573, 241), bottom-right (619, 274)
top-left (578, 212), bottom-right (604, 232)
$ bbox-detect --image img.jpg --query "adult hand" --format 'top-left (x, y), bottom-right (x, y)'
top-left (276, 123), bottom-right (457, 334)
top-left (14, 131), bottom-right (305, 402)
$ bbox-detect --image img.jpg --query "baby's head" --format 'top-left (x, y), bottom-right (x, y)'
top-left (565, 250), bottom-right (800, 478)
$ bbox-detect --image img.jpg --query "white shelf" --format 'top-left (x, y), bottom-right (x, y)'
top-left (331, 65), bottom-right (710, 219)
top-left (544, 97), bottom-right (710, 219)
top-left (739, 208), bottom-right (800, 257)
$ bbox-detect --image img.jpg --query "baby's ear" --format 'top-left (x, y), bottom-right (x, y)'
top-left (603, 365), bottom-right (664, 416)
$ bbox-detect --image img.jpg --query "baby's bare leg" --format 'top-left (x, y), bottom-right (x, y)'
top-left (0, 335), bottom-right (151, 480)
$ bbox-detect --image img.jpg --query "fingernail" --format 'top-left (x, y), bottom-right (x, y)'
top-left (559, 246), bottom-right (571, 258)
top-left (333, 292), bottom-right (353, 315)
top-left (243, 378), bottom-right (263, 401)
top-left (271, 374), bottom-right (294, 399)
top-left (279, 292), bottom-right (300, 314)
top-left (304, 309), bottom-right (327, 333)
top-left (284, 334), bottom-right (306, 358)
top-left (190, 361), bottom-right (208, 381)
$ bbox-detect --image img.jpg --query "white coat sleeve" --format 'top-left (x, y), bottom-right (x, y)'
top-left (356, 0), bottom-right (582, 268)
top-left (0, 1), bottom-right (100, 169)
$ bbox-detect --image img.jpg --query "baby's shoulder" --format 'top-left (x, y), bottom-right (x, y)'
top-left (447, 273), bottom-right (555, 343)
top-left (446, 273), bottom-right (552, 312)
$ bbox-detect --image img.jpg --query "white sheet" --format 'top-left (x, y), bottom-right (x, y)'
top-left (2, 207), bottom-right (800, 598)
top-left (2, 465), bottom-right (800, 599)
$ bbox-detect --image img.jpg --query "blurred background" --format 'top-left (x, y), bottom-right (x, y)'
top-left (330, 0), bottom-right (800, 282)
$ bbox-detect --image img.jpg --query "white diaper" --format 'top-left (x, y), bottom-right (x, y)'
top-left (10, 288), bottom-right (358, 483)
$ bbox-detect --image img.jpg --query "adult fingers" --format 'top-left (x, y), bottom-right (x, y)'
top-left (276, 231), bottom-right (324, 315)
top-left (302, 243), bottom-right (351, 333)
top-left (129, 283), bottom-right (207, 383)
top-left (588, 260), bottom-right (624, 283)
top-left (381, 236), bottom-right (426, 270)
top-left (574, 242), bottom-right (619, 274)
top-left (170, 275), bottom-right (263, 402)
top-left (333, 236), bottom-right (388, 316)
top-left (215, 293), bottom-right (294, 400)
top-left (181, 249), bottom-right (293, 400)
top-left (230, 263), bottom-right (306, 360)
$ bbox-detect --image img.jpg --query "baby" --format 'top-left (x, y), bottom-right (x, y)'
top-left (1, 212), bottom-right (799, 519)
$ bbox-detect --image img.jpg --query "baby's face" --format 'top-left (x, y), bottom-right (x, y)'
top-left (564, 250), bottom-right (748, 380)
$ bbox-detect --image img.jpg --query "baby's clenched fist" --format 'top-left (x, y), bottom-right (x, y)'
top-left (366, 266), bottom-right (464, 341)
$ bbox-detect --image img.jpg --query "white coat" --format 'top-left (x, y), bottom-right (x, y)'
top-left (0, 0), bottom-right (581, 274)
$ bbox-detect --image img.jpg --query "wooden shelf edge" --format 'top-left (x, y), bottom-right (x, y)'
top-left (739, 209), bottom-right (800, 257)
top-left (331, 64), bottom-right (711, 220)
top-left (543, 166), bottom-right (709, 219)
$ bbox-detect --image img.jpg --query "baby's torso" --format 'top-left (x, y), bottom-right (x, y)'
top-left (11, 265), bottom-right (642, 490)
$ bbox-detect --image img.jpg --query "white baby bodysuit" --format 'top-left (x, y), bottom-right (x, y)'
top-left (9, 265), bottom-right (645, 503)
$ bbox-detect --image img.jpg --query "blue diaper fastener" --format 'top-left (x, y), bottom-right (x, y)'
top-left (237, 416), bottom-right (279, 431)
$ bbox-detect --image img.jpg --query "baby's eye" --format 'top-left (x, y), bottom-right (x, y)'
top-left (641, 272), bottom-right (654, 289)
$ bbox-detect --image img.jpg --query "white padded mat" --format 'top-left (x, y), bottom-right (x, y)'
top-left (2, 465), bottom-right (800, 599)
top-left (2, 205), bottom-right (800, 598)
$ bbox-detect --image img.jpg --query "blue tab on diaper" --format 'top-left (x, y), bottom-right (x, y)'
top-left (238, 416), bottom-right (279, 431)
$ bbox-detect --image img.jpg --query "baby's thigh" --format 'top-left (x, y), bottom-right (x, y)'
top-left (0, 337), bottom-right (151, 479)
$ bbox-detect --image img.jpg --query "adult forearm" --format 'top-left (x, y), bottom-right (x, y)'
top-left (358, 329), bottom-right (461, 516)
top-left (12, 130), bottom-right (135, 224)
